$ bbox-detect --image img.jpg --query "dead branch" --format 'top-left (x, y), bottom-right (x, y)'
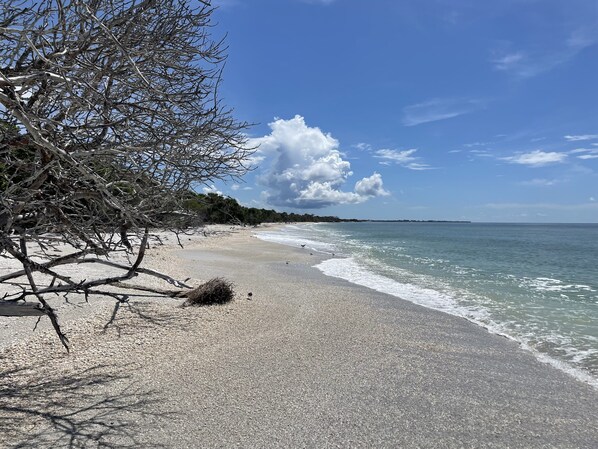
top-left (0, 0), bottom-right (253, 347)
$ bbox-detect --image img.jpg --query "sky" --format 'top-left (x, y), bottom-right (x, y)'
top-left (207, 0), bottom-right (598, 222)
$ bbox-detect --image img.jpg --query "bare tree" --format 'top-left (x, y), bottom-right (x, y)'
top-left (0, 0), bottom-right (253, 348)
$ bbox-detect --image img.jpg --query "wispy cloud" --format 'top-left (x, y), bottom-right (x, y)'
top-left (374, 148), bottom-right (433, 170)
top-left (299, 0), bottom-right (336, 5)
top-left (402, 98), bottom-right (483, 127)
top-left (463, 141), bottom-right (494, 148)
top-left (485, 202), bottom-right (598, 211)
top-left (353, 142), bottom-right (372, 151)
top-left (570, 147), bottom-right (598, 160)
top-left (212, 0), bottom-right (240, 9)
top-left (230, 184), bottom-right (252, 191)
top-left (564, 134), bottom-right (598, 142)
top-left (519, 178), bottom-right (561, 187)
top-left (501, 150), bottom-right (567, 167)
top-left (492, 51), bottom-right (525, 71)
top-left (491, 28), bottom-right (598, 78)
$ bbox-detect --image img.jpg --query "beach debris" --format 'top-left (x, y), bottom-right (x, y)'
top-left (182, 278), bottom-right (235, 306)
top-left (301, 244), bottom-right (306, 248)
top-left (286, 261), bottom-right (289, 264)
top-left (247, 292), bottom-right (253, 300)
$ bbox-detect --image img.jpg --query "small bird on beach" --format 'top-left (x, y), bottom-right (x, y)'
top-left (247, 292), bottom-right (253, 300)
top-left (301, 244), bottom-right (306, 248)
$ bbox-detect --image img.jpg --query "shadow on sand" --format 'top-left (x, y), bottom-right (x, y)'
top-left (0, 363), bottom-right (171, 448)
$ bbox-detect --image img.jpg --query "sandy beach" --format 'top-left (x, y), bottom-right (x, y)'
top-left (1, 225), bottom-right (597, 448)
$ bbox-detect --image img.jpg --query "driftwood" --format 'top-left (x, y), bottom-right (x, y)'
top-left (0, 229), bottom-right (195, 350)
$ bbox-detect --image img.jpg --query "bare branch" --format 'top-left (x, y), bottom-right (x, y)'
top-left (0, 0), bottom-right (252, 347)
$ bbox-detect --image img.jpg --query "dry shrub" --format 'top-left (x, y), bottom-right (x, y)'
top-left (183, 278), bottom-right (234, 306)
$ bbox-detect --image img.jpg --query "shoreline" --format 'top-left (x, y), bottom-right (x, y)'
top-left (258, 222), bottom-right (598, 390)
top-left (1, 225), bottom-right (597, 447)
top-left (314, 255), bottom-right (598, 390)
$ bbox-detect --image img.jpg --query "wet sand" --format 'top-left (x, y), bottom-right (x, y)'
top-left (1, 226), bottom-right (597, 448)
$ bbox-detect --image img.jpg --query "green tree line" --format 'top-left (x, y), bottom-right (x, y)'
top-left (184, 193), bottom-right (343, 225)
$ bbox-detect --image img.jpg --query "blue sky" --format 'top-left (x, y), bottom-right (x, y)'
top-left (207, 0), bottom-right (598, 222)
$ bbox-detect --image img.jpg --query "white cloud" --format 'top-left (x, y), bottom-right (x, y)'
top-left (354, 173), bottom-right (389, 197)
top-left (300, 0), bottom-right (336, 4)
top-left (354, 142), bottom-right (372, 151)
top-left (569, 148), bottom-right (597, 154)
top-left (374, 148), bottom-right (433, 170)
top-left (485, 202), bottom-right (598, 211)
top-left (203, 185), bottom-right (223, 195)
top-left (249, 115), bottom-right (388, 208)
top-left (565, 134), bottom-right (598, 142)
top-left (569, 147), bottom-right (598, 160)
top-left (212, 0), bottom-right (240, 9)
top-left (406, 162), bottom-right (434, 171)
top-left (402, 98), bottom-right (483, 126)
top-left (491, 28), bottom-right (598, 78)
top-left (520, 178), bottom-right (559, 187)
top-left (502, 150), bottom-right (567, 167)
top-left (231, 184), bottom-right (240, 191)
top-left (375, 149), bottom-right (416, 163)
top-left (492, 51), bottom-right (525, 71)
top-left (469, 148), bottom-right (493, 158)
top-left (463, 141), bottom-right (493, 148)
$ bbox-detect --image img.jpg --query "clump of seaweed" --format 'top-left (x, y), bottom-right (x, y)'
top-left (183, 278), bottom-right (235, 306)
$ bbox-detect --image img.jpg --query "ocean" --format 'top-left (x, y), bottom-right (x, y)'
top-left (256, 222), bottom-right (598, 388)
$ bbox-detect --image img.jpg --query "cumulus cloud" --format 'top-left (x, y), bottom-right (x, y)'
top-left (502, 150), bottom-right (567, 167)
top-left (203, 185), bottom-right (223, 195)
top-left (249, 116), bottom-right (388, 208)
top-left (354, 173), bottom-right (389, 197)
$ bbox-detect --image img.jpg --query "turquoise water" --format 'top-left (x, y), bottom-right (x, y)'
top-left (257, 222), bottom-right (598, 387)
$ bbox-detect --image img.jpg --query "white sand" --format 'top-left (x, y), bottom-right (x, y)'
top-left (1, 225), bottom-right (597, 448)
